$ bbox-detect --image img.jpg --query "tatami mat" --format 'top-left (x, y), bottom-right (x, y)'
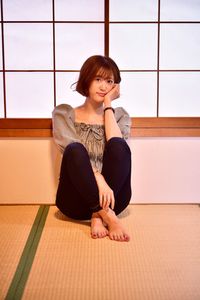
top-left (22, 205), bottom-right (200, 300)
top-left (0, 205), bottom-right (39, 299)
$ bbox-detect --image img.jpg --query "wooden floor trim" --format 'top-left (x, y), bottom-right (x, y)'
top-left (0, 117), bottom-right (200, 137)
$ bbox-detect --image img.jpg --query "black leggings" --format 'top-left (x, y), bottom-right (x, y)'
top-left (56, 137), bottom-right (132, 220)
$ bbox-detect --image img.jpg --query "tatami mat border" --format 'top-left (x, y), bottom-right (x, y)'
top-left (5, 205), bottom-right (49, 300)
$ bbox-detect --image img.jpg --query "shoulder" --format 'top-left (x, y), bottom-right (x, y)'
top-left (52, 104), bottom-right (73, 116)
top-left (52, 104), bottom-right (76, 128)
top-left (115, 107), bottom-right (131, 130)
top-left (115, 107), bottom-right (130, 120)
top-left (115, 107), bottom-right (131, 139)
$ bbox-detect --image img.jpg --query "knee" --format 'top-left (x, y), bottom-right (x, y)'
top-left (106, 137), bottom-right (131, 160)
top-left (63, 142), bottom-right (88, 164)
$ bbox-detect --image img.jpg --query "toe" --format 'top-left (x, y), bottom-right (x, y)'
top-left (114, 234), bottom-right (120, 241)
top-left (91, 231), bottom-right (97, 239)
top-left (104, 230), bottom-right (108, 237)
top-left (109, 233), bottom-right (114, 240)
top-left (98, 232), bottom-right (103, 238)
top-left (123, 234), bottom-right (130, 242)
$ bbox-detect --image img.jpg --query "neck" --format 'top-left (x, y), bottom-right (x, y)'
top-left (83, 97), bottom-right (104, 115)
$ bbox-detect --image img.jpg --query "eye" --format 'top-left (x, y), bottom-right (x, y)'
top-left (95, 77), bottom-right (101, 82)
top-left (107, 79), bottom-right (114, 85)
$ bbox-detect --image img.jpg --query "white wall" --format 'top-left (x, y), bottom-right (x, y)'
top-left (0, 137), bottom-right (200, 204)
top-left (129, 138), bottom-right (200, 203)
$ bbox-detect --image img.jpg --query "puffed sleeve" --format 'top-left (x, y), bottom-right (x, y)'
top-left (52, 104), bottom-right (80, 153)
top-left (115, 107), bottom-right (132, 139)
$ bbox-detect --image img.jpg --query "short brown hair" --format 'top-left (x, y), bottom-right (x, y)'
top-left (75, 55), bottom-right (121, 96)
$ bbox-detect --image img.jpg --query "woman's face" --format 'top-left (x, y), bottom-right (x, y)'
top-left (88, 69), bottom-right (115, 103)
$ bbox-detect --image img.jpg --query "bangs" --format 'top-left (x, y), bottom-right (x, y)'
top-left (96, 67), bottom-right (114, 80)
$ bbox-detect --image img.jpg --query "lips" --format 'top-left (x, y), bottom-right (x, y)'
top-left (97, 93), bottom-right (106, 97)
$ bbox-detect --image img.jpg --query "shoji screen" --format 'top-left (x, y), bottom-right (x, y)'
top-left (1, 0), bottom-right (200, 118)
top-left (1, 0), bottom-right (104, 117)
top-left (110, 0), bottom-right (158, 116)
top-left (159, 0), bottom-right (200, 116)
top-left (109, 0), bottom-right (200, 117)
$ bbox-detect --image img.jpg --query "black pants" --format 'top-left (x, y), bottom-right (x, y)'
top-left (56, 137), bottom-right (132, 220)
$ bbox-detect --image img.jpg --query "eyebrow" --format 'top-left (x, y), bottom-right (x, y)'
top-left (96, 74), bottom-right (114, 80)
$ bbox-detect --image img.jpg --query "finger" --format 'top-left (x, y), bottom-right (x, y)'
top-left (102, 194), bottom-right (109, 210)
top-left (111, 195), bottom-right (115, 210)
top-left (114, 84), bottom-right (120, 92)
top-left (118, 85), bottom-right (120, 97)
top-left (101, 194), bottom-right (106, 209)
top-left (114, 85), bottom-right (120, 99)
top-left (114, 83), bottom-right (119, 88)
top-left (106, 194), bottom-right (111, 209)
top-left (99, 194), bottom-right (103, 208)
top-left (103, 195), bottom-right (109, 209)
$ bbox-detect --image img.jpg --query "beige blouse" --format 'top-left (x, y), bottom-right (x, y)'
top-left (52, 104), bottom-right (131, 172)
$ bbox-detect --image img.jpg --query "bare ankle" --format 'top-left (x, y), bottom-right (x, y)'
top-left (98, 208), bottom-right (117, 224)
top-left (92, 212), bottom-right (99, 218)
top-left (98, 208), bottom-right (130, 242)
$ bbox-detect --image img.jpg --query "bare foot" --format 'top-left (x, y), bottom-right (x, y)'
top-left (98, 208), bottom-right (130, 242)
top-left (91, 213), bottom-right (108, 239)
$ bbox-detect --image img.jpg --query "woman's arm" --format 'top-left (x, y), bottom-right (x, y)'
top-left (52, 104), bottom-right (80, 152)
top-left (93, 169), bottom-right (115, 210)
top-left (92, 84), bottom-right (122, 209)
top-left (104, 84), bottom-right (122, 141)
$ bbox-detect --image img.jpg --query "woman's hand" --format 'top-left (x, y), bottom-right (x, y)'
top-left (104, 84), bottom-right (120, 107)
top-left (94, 172), bottom-right (115, 210)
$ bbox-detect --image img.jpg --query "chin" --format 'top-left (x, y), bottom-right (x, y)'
top-left (94, 97), bottom-right (104, 103)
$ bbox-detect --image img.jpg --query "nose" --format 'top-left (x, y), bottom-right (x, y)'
top-left (99, 80), bottom-right (107, 91)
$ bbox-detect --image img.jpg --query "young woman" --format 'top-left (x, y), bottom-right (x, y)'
top-left (52, 55), bottom-right (132, 242)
